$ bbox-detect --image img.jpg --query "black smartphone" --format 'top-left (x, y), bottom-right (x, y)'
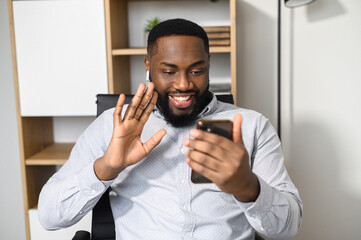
top-left (191, 119), bottom-right (233, 184)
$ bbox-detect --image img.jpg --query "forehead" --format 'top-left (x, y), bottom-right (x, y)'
top-left (151, 35), bottom-right (208, 65)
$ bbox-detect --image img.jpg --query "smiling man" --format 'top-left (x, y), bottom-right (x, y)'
top-left (146, 30), bottom-right (212, 127)
top-left (38, 19), bottom-right (302, 240)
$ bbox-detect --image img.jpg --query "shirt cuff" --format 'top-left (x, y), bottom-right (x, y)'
top-left (233, 176), bottom-right (273, 217)
top-left (75, 162), bottom-right (114, 196)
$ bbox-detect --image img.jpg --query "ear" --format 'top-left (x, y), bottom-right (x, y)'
top-left (144, 56), bottom-right (150, 71)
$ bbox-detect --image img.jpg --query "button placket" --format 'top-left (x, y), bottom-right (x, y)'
top-left (179, 127), bottom-right (196, 235)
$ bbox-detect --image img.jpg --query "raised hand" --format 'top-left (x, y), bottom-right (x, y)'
top-left (183, 114), bottom-right (260, 202)
top-left (94, 83), bottom-right (166, 181)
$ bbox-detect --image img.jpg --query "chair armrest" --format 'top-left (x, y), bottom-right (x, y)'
top-left (72, 230), bottom-right (91, 240)
top-left (255, 232), bottom-right (267, 240)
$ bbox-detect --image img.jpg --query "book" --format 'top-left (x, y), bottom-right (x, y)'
top-left (203, 26), bottom-right (230, 33)
top-left (207, 32), bottom-right (231, 39)
top-left (202, 26), bottom-right (231, 46)
top-left (209, 39), bottom-right (230, 46)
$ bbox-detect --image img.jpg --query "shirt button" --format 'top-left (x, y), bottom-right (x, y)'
top-left (180, 145), bottom-right (187, 154)
top-left (91, 189), bottom-right (96, 195)
top-left (180, 205), bottom-right (187, 210)
top-left (180, 179), bottom-right (186, 184)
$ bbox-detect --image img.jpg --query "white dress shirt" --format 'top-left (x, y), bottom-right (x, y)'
top-left (38, 93), bottom-right (302, 240)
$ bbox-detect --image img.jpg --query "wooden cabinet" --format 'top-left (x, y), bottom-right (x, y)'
top-left (8, 0), bottom-right (107, 239)
top-left (8, 0), bottom-right (236, 239)
top-left (12, 0), bottom-right (108, 116)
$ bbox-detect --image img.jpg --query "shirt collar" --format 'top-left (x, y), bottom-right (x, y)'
top-left (197, 91), bottom-right (218, 118)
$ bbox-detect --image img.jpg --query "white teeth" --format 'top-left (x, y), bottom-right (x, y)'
top-left (173, 96), bottom-right (191, 102)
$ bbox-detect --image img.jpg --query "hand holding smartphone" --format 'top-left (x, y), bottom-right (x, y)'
top-left (190, 119), bottom-right (233, 184)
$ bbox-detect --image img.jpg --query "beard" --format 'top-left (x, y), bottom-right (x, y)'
top-left (155, 85), bottom-right (212, 128)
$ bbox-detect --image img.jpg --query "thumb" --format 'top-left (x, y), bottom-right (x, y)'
top-left (232, 114), bottom-right (244, 145)
top-left (143, 129), bottom-right (167, 155)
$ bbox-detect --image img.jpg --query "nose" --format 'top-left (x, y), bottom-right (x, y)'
top-left (173, 72), bottom-right (193, 91)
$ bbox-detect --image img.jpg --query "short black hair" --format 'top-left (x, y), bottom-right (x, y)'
top-left (147, 18), bottom-right (209, 57)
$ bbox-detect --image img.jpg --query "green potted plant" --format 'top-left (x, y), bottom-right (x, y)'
top-left (144, 17), bottom-right (161, 46)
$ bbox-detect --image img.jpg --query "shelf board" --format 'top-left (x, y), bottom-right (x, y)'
top-left (112, 46), bottom-right (231, 56)
top-left (25, 143), bottom-right (74, 165)
top-left (210, 46), bottom-right (231, 53)
top-left (112, 48), bottom-right (146, 56)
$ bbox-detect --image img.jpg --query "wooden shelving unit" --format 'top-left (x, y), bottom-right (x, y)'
top-left (8, 0), bottom-right (236, 239)
top-left (105, 0), bottom-right (237, 99)
top-left (25, 143), bottom-right (74, 166)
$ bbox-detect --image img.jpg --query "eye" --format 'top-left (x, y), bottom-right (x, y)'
top-left (190, 69), bottom-right (204, 75)
top-left (162, 70), bottom-right (175, 76)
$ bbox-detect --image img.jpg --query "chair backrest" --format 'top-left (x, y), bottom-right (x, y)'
top-left (91, 94), bottom-right (133, 240)
top-left (96, 94), bottom-right (134, 117)
top-left (92, 93), bottom-right (234, 240)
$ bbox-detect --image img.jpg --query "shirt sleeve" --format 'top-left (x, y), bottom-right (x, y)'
top-left (38, 111), bottom-right (114, 230)
top-left (235, 116), bottom-right (303, 239)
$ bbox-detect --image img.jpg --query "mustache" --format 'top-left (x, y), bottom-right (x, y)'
top-left (167, 90), bottom-right (198, 95)
top-left (154, 89), bottom-right (199, 95)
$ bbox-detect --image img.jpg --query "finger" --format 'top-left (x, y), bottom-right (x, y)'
top-left (186, 149), bottom-right (222, 172)
top-left (189, 128), bottom-right (236, 153)
top-left (124, 83), bottom-right (146, 120)
top-left (134, 82), bottom-right (154, 120)
top-left (183, 138), bottom-right (227, 163)
top-left (232, 114), bottom-right (244, 146)
top-left (186, 157), bottom-right (219, 182)
top-left (113, 94), bottom-right (125, 126)
top-left (139, 91), bottom-right (158, 125)
top-left (142, 129), bottom-right (167, 155)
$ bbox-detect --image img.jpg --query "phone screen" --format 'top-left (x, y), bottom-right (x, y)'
top-left (191, 120), bottom-right (233, 184)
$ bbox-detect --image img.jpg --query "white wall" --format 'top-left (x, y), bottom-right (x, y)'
top-left (0, 0), bottom-right (26, 238)
top-left (236, 0), bottom-right (278, 129)
top-left (281, 0), bottom-right (361, 239)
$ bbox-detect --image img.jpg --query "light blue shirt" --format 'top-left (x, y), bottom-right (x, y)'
top-left (38, 94), bottom-right (302, 240)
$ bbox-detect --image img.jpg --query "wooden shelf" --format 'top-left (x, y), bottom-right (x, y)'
top-left (210, 46), bottom-right (231, 53)
top-left (112, 46), bottom-right (231, 56)
top-left (25, 143), bottom-right (74, 165)
top-left (112, 48), bottom-right (146, 56)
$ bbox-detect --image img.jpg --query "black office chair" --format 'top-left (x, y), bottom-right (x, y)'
top-left (73, 94), bottom-right (133, 240)
top-left (73, 93), bottom-right (265, 240)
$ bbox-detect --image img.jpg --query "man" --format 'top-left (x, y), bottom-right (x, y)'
top-left (39, 19), bottom-right (302, 239)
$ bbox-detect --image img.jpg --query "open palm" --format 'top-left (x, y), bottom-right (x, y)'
top-left (95, 83), bottom-right (166, 180)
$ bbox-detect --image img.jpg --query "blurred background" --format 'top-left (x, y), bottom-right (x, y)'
top-left (1, 0), bottom-right (360, 239)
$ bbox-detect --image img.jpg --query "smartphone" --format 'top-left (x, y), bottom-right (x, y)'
top-left (191, 119), bottom-right (233, 184)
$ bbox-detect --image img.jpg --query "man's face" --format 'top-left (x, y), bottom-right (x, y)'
top-left (145, 35), bottom-right (211, 127)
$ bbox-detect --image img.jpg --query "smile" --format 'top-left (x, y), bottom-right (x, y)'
top-left (173, 96), bottom-right (191, 102)
top-left (169, 95), bottom-right (194, 109)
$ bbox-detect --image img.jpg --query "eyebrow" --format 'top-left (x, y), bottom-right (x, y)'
top-left (160, 62), bottom-right (177, 68)
top-left (160, 60), bottom-right (206, 68)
